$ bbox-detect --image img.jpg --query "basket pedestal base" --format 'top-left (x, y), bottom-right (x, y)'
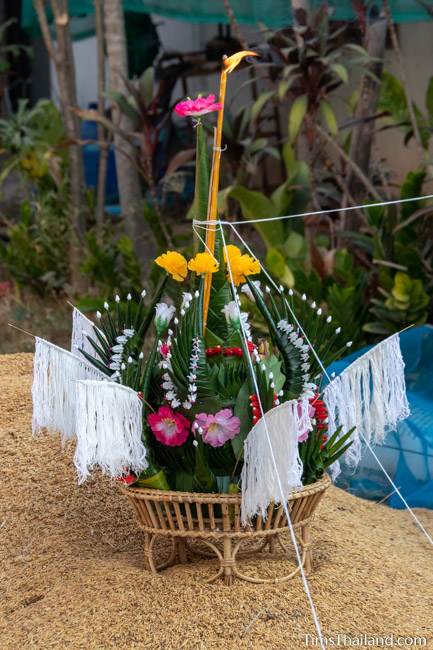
top-left (143, 526), bottom-right (313, 586)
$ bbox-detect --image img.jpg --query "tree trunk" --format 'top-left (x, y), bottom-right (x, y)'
top-left (94, 0), bottom-right (108, 240)
top-left (33, 0), bottom-right (87, 294)
top-left (103, 0), bottom-right (145, 258)
top-left (348, 12), bottom-right (386, 196)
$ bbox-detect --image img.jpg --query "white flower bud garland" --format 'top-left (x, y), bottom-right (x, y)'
top-left (277, 318), bottom-right (317, 399)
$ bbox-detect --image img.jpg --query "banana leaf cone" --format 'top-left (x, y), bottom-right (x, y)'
top-left (133, 467), bottom-right (170, 490)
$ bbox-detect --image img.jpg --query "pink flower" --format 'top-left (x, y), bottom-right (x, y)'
top-left (160, 342), bottom-right (170, 358)
top-left (194, 408), bottom-right (240, 448)
top-left (174, 94), bottom-right (222, 118)
top-left (148, 406), bottom-right (190, 447)
top-left (297, 402), bottom-right (316, 442)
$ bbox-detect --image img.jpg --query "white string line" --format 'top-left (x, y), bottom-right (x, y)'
top-left (192, 192), bottom-right (433, 227)
top-left (219, 222), bottom-right (326, 650)
top-left (229, 223), bottom-right (433, 547)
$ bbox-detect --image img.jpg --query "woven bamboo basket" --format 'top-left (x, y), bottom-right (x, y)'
top-left (120, 474), bottom-right (330, 585)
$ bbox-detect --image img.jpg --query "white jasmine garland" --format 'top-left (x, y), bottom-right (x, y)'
top-left (183, 336), bottom-right (201, 408)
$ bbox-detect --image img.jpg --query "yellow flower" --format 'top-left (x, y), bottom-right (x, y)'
top-left (223, 244), bottom-right (241, 263)
top-left (155, 251), bottom-right (188, 281)
top-left (188, 252), bottom-right (219, 275)
top-left (228, 253), bottom-right (260, 286)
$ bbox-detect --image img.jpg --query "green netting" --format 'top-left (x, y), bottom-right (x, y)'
top-left (21, 0), bottom-right (433, 33)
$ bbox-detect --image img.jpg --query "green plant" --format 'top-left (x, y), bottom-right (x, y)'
top-left (0, 19), bottom-right (32, 109)
top-left (365, 271), bottom-right (429, 335)
top-left (222, 142), bottom-right (310, 283)
top-left (0, 194), bottom-right (69, 295)
top-left (0, 99), bottom-right (66, 187)
top-left (253, 10), bottom-right (371, 143)
top-left (378, 71), bottom-right (433, 150)
top-left (81, 229), bottom-right (142, 297)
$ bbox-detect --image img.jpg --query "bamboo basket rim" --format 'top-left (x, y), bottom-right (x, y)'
top-left (119, 473), bottom-right (331, 502)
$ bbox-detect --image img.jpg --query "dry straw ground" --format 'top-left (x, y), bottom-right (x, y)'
top-left (1, 353), bottom-right (432, 650)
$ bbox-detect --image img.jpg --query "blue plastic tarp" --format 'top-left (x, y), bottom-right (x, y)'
top-left (329, 325), bottom-right (433, 509)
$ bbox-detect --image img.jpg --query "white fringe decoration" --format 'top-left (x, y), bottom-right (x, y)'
top-left (323, 332), bottom-right (410, 480)
top-left (71, 307), bottom-right (102, 359)
top-left (32, 337), bottom-right (108, 441)
top-left (74, 380), bottom-right (148, 483)
top-left (241, 399), bottom-right (310, 524)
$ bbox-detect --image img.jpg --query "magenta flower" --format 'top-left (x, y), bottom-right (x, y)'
top-left (174, 94), bottom-right (222, 118)
top-left (148, 406), bottom-right (190, 447)
top-left (194, 408), bottom-right (240, 447)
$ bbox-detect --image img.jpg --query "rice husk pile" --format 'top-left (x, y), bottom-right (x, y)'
top-left (1, 353), bottom-right (432, 650)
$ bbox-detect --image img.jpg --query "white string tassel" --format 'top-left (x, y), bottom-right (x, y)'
top-left (241, 400), bottom-right (309, 524)
top-left (32, 337), bottom-right (109, 442)
top-left (71, 307), bottom-right (102, 359)
top-left (74, 380), bottom-right (148, 483)
top-left (323, 333), bottom-right (410, 479)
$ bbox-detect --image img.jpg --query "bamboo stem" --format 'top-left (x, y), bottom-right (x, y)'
top-left (202, 68), bottom-right (227, 333)
top-left (7, 323), bottom-right (35, 339)
top-left (201, 50), bottom-right (257, 334)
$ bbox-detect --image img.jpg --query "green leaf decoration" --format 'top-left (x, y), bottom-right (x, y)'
top-left (193, 439), bottom-right (216, 492)
top-left (191, 123), bottom-right (210, 231)
top-left (289, 94), bottom-right (308, 143)
top-left (232, 380), bottom-right (252, 460)
top-left (207, 443), bottom-right (237, 477)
